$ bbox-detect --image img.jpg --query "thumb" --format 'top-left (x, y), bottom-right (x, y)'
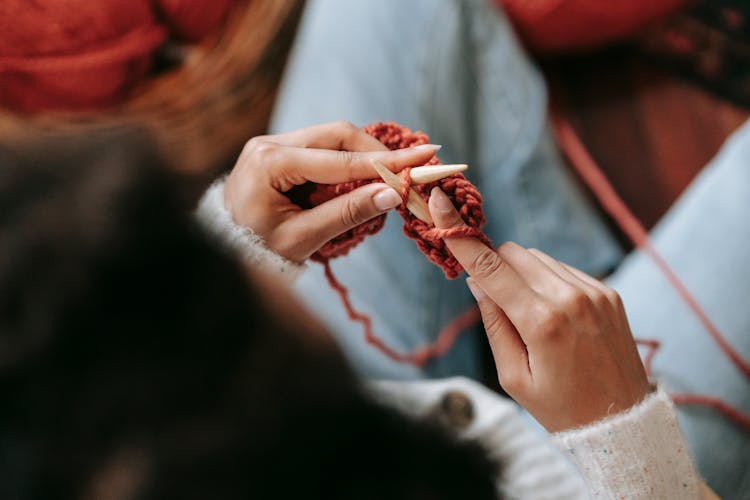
top-left (282, 183), bottom-right (402, 258)
top-left (428, 186), bottom-right (465, 230)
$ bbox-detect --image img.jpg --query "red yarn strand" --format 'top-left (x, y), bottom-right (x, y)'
top-left (322, 260), bottom-right (483, 366)
top-left (670, 394), bottom-right (750, 430)
top-left (297, 122), bottom-right (491, 367)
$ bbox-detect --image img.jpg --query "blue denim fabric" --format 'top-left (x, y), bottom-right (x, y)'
top-left (271, 0), bottom-right (750, 492)
top-left (270, 0), bottom-right (622, 380)
top-left (605, 120), bottom-right (750, 498)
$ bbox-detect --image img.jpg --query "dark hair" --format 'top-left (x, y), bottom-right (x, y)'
top-left (0, 131), bottom-right (499, 499)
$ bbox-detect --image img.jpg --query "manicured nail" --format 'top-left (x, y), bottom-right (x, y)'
top-left (413, 144), bottom-right (442, 152)
top-left (429, 186), bottom-right (453, 214)
top-left (466, 278), bottom-right (486, 301)
top-left (373, 187), bottom-right (402, 211)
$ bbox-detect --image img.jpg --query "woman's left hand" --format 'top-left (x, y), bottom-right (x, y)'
top-left (224, 121), bottom-right (439, 262)
top-left (428, 187), bottom-right (650, 432)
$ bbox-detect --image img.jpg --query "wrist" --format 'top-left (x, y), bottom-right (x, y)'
top-left (194, 177), bottom-right (305, 281)
top-left (552, 385), bottom-right (701, 499)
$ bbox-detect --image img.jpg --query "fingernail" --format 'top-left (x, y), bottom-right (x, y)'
top-left (466, 278), bottom-right (486, 301)
top-left (413, 144), bottom-right (442, 152)
top-left (373, 187), bottom-right (402, 211)
top-left (429, 186), bottom-right (453, 214)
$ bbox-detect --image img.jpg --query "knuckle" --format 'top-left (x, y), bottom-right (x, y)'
top-left (605, 287), bottom-right (623, 308)
top-left (591, 289), bottom-right (611, 310)
top-left (337, 149), bottom-right (356, 173)
top-left (334, 120), bottom-right (357, 132)
top-left (249, 140), bottom-right (279, 164)
top-left (340, 196), bottom-right (367, 228)
top-left (497, 241), bottom-right (519, 256)
top-left (560, 288), bottom-right (591, 315)
top-left (535, 303), bottom-right (565, 340)
top-left (470, 249), bottom-right (506, 280)
top-left (242, 136), bottom-right (266, 154)
top-left (497, 370), bottom-right (524, 394)
top-left (333, 120), bottom-right (358, 139)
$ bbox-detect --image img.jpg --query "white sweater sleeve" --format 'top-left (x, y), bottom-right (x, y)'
top-left (552, 386), bottom-right (702, 499)
top-left (369, 377), bottom-right (589, 499)
top-left (194, 177), bottom-right (305, 281)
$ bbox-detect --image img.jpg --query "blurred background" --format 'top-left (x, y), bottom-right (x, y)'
top-left (2, 0), bottom-right (748, 245)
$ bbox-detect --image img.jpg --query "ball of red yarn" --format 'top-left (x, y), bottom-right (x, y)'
top-left (155, 0), bottom-right (235, 42)
top-left (297, 122), bottom-right (491, 279)
top-left (0, 0), bottom-right (233, 113)
top-left (498, 0), bottom-right (688, 53)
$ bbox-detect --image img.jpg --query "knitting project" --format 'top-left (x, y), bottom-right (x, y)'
top-left (288, 122), bottom-right (492, 365)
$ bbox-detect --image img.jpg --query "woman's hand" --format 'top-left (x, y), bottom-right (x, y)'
top-left (224, 121), bottom-right (439, 262)
top-left (428, 187), bottom-right (650, 432)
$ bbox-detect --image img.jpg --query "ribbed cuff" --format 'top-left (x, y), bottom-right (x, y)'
top-left (553, 386), bottom-right (701, 499)
top-left (194, 178), bottom-right (305, 282)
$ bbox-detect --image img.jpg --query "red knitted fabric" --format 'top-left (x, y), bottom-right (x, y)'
top-left (289, 122), bottom-right (492, 366)
top-left (0, 0), bottom-right (233, 113)
top-left (308, 122), bottom-right (492, 278)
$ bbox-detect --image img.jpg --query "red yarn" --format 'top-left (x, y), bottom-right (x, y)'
top-left (154, 0), bottom-right (235, 42)
top-left (0, 0), bottom-right (233, 112)
top-left (498, 0), bottom-right (689, 54)
top-left (289, 122), bottom-right (492, 366)
top-left (307, 122), bottom-right (492, 277)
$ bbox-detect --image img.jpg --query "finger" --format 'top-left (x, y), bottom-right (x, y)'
top-left (467, 278), bottom-right (530, 385)
top-left (279, 183), bottom-right (402, 259)
top-left (257, 121), bottom-right (391, 151)
top-left (561, 261), bottom-right (611, 294)
top-left (494, 242), bottom-right (574, 298)
top-left (559, 261), bottom-right (626, 313)
top-left (427, 186), bottom-right (538, 325)
top-left (267, 144), bottom-right (440, 190)
top-left (527, 249), bottom-right (628, 321)
top-left (528, 248), bottom-right (607, 300)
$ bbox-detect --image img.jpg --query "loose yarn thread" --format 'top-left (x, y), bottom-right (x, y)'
top-left (289, 122), bottom-right (491, 366)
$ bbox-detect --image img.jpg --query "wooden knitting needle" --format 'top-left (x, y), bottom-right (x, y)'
top-left (371, 159), bottom-right (433, 223)
top-left (410, 164), bottom-right (468, 184)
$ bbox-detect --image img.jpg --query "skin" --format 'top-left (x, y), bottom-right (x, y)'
top-left (224, 121), bottom-right (650, 434)
top-left (224, 121), bottom-right (440, 262)
top-left (427, 186), bottom-right (651, 433)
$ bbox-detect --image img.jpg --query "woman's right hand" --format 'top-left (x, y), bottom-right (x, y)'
top-left (428, 187), bottom-right (650, 433)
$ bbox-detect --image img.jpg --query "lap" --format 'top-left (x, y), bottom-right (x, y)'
top-left (606, 120), bottom-right (750, 497)
top-left (272, 0), bottom-right (621, 379)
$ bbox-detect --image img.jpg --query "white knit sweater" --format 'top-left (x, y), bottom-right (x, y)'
top-left (196, 179), bottom-right (703, 499)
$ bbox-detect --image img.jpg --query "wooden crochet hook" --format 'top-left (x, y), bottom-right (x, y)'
top-left (371, 159), bottom-right (436, 223)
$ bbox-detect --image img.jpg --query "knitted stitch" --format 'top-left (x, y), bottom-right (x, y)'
top-left (292, 122), bottom-right (493, 277)
top-left (286, 122), bottom-right (493, 366)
